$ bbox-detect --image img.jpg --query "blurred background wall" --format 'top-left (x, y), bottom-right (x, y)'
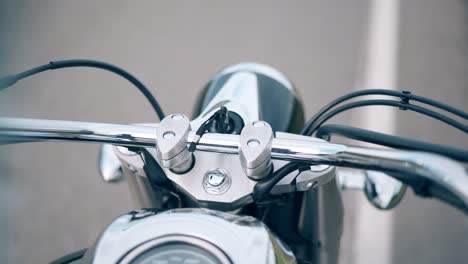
top-left (0, 1), bottom-right (466, 263)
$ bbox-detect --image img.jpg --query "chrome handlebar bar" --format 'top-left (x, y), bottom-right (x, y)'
top-left (0, 118), bottom-right (157, 147)
top-left (1, 117), bottom-right (467, 209)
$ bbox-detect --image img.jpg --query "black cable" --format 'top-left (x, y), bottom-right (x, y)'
top-left (265, 91), bottom-right (468, 213)
top-left (301, 89), bottom-right (468, 135)
top-left (316, 124), bottom-right (468, 162)
top-left (188, 106), bottom-right (229, 152)
top-left (253, 162), bottom-right (306, 202)
top-left (272, 96), bottom-right (466, 202)
top-left (308, 99), bottom-right (468, 135)
top-left (0, 59), bottom-right (165, 120)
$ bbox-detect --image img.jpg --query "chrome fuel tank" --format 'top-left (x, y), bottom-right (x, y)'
top-left (81, 208), bottom-right (296, 264)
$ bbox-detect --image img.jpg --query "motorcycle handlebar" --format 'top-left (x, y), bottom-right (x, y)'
top-left (1, 117), bottom-right (467, 212)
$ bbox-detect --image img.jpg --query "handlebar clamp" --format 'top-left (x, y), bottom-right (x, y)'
top-left (239, 121), bottom-right (274, 180)
top-left (155, 114), bottom-right (193, 173)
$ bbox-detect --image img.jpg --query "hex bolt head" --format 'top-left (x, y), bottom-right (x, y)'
top-left (207, 171), bottom-right (226, 187)
top-left (162, 131), bottom-right (175, 140)
top-left (203, 168), bottom-right (231, 195)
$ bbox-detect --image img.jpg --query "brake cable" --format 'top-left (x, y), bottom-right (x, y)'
top-left (0, 59), bottom-right (165, 120)
top-left (268, 90), bottom-right (467, 205)
top-left (301, 89), bottom-right (467, 135)
top-left (316, 124), bottom-right (468, 162)
top-left (307, 99), bottom-right (467, 135)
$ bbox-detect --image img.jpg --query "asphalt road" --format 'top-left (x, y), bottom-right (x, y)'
top-left (0, 1), bottom-right (467, 263)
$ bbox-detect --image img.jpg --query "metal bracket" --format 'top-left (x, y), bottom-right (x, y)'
top-left (270, 132), bottom-right (337, 194)
top-left (270, 164), bottom-right (335, 194)
top-left (155, 114), bottom-right (193, 173)
top-left (239, 121), bottom-right (273, 180)
top-left (296, 165), bottom-right (334, 191)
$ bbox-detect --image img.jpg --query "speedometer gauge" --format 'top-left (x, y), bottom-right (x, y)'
top-left (120, 236), bottom-right (231, 264)
top-left (130, 243), bottom-right (221, 264)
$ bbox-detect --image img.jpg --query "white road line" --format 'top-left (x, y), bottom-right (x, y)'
top-left (351, 0), bottom-right (399, 264)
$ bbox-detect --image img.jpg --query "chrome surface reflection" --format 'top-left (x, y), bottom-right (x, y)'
top-left (98, 144), bottom-right (125, 183)
top-left (82, 208), bottom-right (295, 264)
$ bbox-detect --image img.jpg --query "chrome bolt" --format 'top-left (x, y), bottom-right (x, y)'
top-left (207, 170), bottom-right (226, 187)
top-left (253, 121), bottom-right (266, 127)
top-left (163, 131), bottom-right (175, 140)
top-left (305, 182), bottom-right (315, 189)
top-left (171, 114), bottom-right (184, 120)
top-left (203, 168), bottom-right (231, 195)
top-left (247, 139), bottom-right (260, 148)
